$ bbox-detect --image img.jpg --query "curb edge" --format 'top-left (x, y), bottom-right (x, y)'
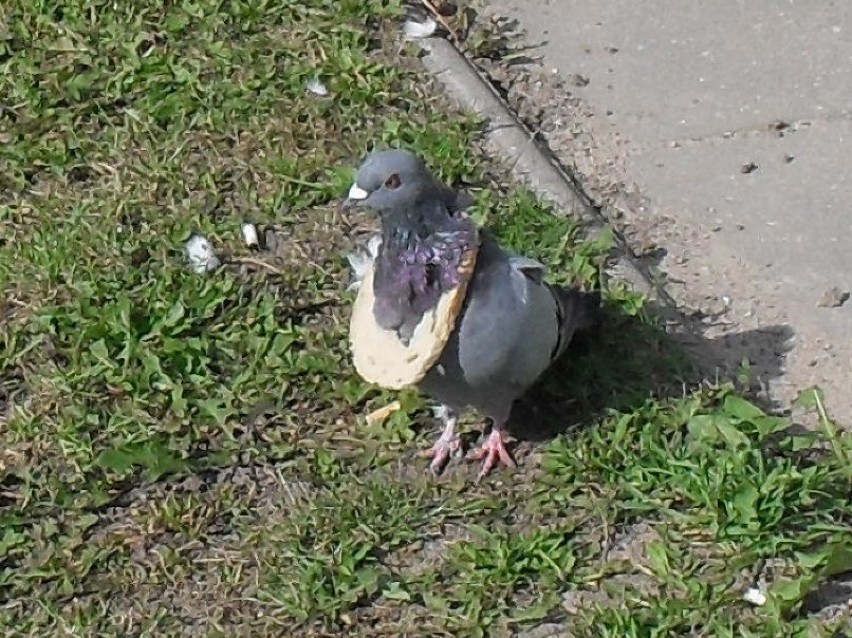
top-left (418, 37), bottom-right (656, 297)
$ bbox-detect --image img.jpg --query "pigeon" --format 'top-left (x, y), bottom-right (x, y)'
top-left (343, 149), bottom-right (600, 481)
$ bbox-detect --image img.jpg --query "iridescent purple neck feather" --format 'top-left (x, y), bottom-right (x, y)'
top-left (372, 199), bottom-right (478, 342)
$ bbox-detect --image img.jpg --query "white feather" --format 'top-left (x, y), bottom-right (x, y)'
top-left (346, 235), bottom-right (383, 292)
top-left (403, 17), bottom-right (437, 40)
top-left (346, 253), bottom-right (371, 292)
top-left (306, 77), bottom-right (329, 96)
top-left (185, 234), bottom-right (220, 274)
top-left (366, 234), bottom-right (382, 258)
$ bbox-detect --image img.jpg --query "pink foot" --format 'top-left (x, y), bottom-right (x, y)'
top-left (467, 428), bottom-right (516, 482)
top-left (420, 410), bottom-right (460, 476)
top-left (421, 432), bottom-right (461, 475)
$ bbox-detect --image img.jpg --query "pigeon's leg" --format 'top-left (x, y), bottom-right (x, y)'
top-left (468, 423), bottom-right (516, 482)
top-left (421, 405), bottom-right (461, 475)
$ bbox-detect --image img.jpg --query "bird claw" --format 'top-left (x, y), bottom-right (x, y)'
top-left (467, 429), bottom-right (516, 483)
top-left (421, 432), bottom-right (462, 476)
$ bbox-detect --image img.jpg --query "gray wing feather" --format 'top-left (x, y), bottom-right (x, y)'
top-left (508, 256), bottom-right (548, 282)
top-left (419, 233), bottom-right (600, 422)
top-left (457, 240), bottom-right (560, 391)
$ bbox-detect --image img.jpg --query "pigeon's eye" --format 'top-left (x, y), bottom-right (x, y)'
top-left (384, 173), bottom-right (401, 189)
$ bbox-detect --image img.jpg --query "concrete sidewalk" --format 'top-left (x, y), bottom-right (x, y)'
top-left (482, 0), bottom-right (852, 420)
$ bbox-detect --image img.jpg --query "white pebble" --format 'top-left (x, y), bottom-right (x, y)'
top-left (403, 17), bottom-right (437, 40)
top-left (241, 222), bottom-right (259, 248)
top-left (185, 234), bottom-right (220, 274)
top-left (743, 587), bottom-right (767, 606)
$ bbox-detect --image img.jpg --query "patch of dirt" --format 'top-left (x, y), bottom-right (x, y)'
top-left (56, 463), bottom-right (325, 636)
top-left (752, 557), bottom-right (852, 627)
top-left (517, 623), bottom-right (575, 638)
top-left (383, 521), bottom-right (475, 578)
top-left (509, 523), bottom-right (665, 638)
top-left (804, 576), bottom-right (852, 624)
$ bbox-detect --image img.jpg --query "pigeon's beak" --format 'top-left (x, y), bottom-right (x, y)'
top-left (342, 182), bottom-right (369, 211)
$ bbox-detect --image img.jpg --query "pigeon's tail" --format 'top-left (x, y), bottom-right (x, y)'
top-left (559, 287), bottom-right (602, 332)
top-left (549, 285), bottom-right (602, 362)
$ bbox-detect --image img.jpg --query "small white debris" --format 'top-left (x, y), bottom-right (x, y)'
top-left (365, 400), bottom-right (402, 426)
top-left (306, 77), bottom-right (329, 96)
top-left (403, 17), bottom-right (437, 40)
top-left (185, 234), bottom-right (220, 274)
top-left (241, 222), bottom-right (259, 248)
top-left (743, 587), bottom-right (767, 606)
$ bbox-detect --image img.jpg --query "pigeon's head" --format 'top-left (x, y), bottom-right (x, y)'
top-left (342, 149), bottom-right (434, 214)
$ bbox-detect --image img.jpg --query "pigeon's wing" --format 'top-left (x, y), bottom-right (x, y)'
top-left (456, 238), bottom-right (563, 393)
top-left (508, 255), bottom-right (547, 285)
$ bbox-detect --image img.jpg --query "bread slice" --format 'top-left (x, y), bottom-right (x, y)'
top-left (349, 241), bottom-right (478, 389)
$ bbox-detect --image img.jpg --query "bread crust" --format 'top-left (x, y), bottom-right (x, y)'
top-left (349, 240), bottom-right (479, 389)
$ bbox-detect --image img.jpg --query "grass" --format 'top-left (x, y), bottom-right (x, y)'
top-left (0, 0), bottom-right (851, 636)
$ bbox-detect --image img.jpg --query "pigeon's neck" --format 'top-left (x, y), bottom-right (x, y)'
top-left (371, 211), bottom-right (478, 339)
